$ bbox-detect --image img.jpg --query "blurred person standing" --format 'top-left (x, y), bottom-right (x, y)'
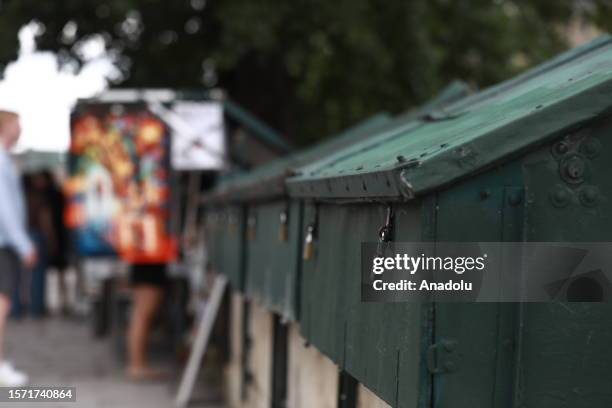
top-left (126, 262), bottom-right (167, 380)
top-left (24, 172), bottom-right (55, 317)
top-left (41, 170), bottom-right (70, 315)
top-left (0, 110), bottom-right (34, 386)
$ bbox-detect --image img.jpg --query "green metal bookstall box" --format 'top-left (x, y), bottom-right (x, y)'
top-left (286, 36), bottom-right (612, 408)
top-left (203, 113), bottom-right (392, 318)
top-left (202, 81), bottom-right (470, 320)
top-left (200, 98), bottom-right (292, 289)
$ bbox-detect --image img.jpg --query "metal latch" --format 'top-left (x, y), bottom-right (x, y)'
top-left (427, 339), bottom-right (457, 374)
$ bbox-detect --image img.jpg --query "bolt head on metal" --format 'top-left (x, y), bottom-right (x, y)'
top-left (550, 186), bottom-right (571, 208)
top-left (579, 186), bottom-right (599, 207)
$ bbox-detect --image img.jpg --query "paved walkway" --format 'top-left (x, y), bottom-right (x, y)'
top-left (0, 317), bottom-right (223, 407)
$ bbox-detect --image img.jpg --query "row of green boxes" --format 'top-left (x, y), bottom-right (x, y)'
top-left (203, 36), bottom-right (612, 407)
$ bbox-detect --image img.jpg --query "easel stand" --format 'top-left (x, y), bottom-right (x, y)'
top-left (175, 274), bottom-right (228, 407)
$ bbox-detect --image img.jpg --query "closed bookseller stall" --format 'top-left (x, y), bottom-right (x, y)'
top-left (288, 35), bottom-right (612, 408)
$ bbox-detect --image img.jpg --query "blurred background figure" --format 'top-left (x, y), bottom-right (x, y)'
top-left (0, 110), bottom-right (34, 386)
top-left (11, 173), bottom-right (47, 318)
top-left (126, 262), bottom-right (167, 380)
top-left (39, 171), bottom-right (70, 315)
top-left (12, 171), bottom-right (65, 319)
top-left (26, 171), bottom-right (59, 318)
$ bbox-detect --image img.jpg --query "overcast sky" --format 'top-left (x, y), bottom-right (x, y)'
top-left (0, 22), bottom-right (120, 153)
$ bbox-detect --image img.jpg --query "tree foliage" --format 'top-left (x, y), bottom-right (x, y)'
top-left (0, 0), bottom-right (608, 145)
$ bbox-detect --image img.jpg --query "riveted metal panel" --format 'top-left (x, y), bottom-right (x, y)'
top-left (244, 201), bottom-right (303, 320)
top-left (516, 113), bottom-right (612, 408)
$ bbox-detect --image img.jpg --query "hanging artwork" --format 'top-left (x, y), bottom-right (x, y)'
top-left (65, 103), bottom-right (177, 263)
top-left (166, 101), bottom-right (225, 171)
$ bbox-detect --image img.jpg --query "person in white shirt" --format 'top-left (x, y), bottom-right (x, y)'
top-left (0, 110), bottom-right (36, 386)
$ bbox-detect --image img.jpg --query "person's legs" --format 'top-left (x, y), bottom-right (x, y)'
top-left (0, 290), bottom-right (28, 386)
top-left (0, 293), bottom-right (11, 361)
top-left (126, 284), bottom-right (164, 378)
top-left (29, 231), bottom-right (46, 317)
top-left (9, 270), bottom-right (21, 319)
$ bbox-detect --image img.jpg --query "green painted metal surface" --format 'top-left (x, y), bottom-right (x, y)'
top-left (203, 82), bottom-right (472, 319)
top-left (298, 110), bottom-right (612, 407)
top-left (209, 112), bottom-right (392, 202)
top-left (244, 201), bottom-right (302, 320)
top-left (293, 39), bottom-right (612, 408)
top-left (287, 35), bottom-right (612, 201)
top-left (204, 205), bottom-right (246, 290)
top-left (515, 113), bottom-right (612, 408)
top-left (203, 113), bottom-right (396, 319)
top-left (430, 164), bottom-right (523, 408)
top-left (200, 37), bottom-right (612, 408)
top-left (297, 114), bottom-right (612, 407)
top-left (300, 202), bottom-right (425, 407)
top-left (209, 79), bottom-right (471, 203)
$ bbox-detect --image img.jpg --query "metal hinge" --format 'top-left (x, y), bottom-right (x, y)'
top-left (427, 339), bottom-right (457, 374)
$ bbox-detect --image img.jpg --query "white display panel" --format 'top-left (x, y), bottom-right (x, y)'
top-left (169, 101), bottom-right (226, 170)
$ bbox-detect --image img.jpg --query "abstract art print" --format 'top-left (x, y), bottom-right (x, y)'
top-left (65, 103), bottom-right (177, 263)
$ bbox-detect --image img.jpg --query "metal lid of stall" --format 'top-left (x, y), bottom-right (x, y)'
top-left (201, 80), bottom-right (472, 204)
top-left (201, 112), bottom-right (392, 204)
top-left (287, 35), bottom-right (612, 201)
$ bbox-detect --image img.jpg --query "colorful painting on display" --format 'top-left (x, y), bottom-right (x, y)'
top-left (65, 104), bottom-right (177, 263)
